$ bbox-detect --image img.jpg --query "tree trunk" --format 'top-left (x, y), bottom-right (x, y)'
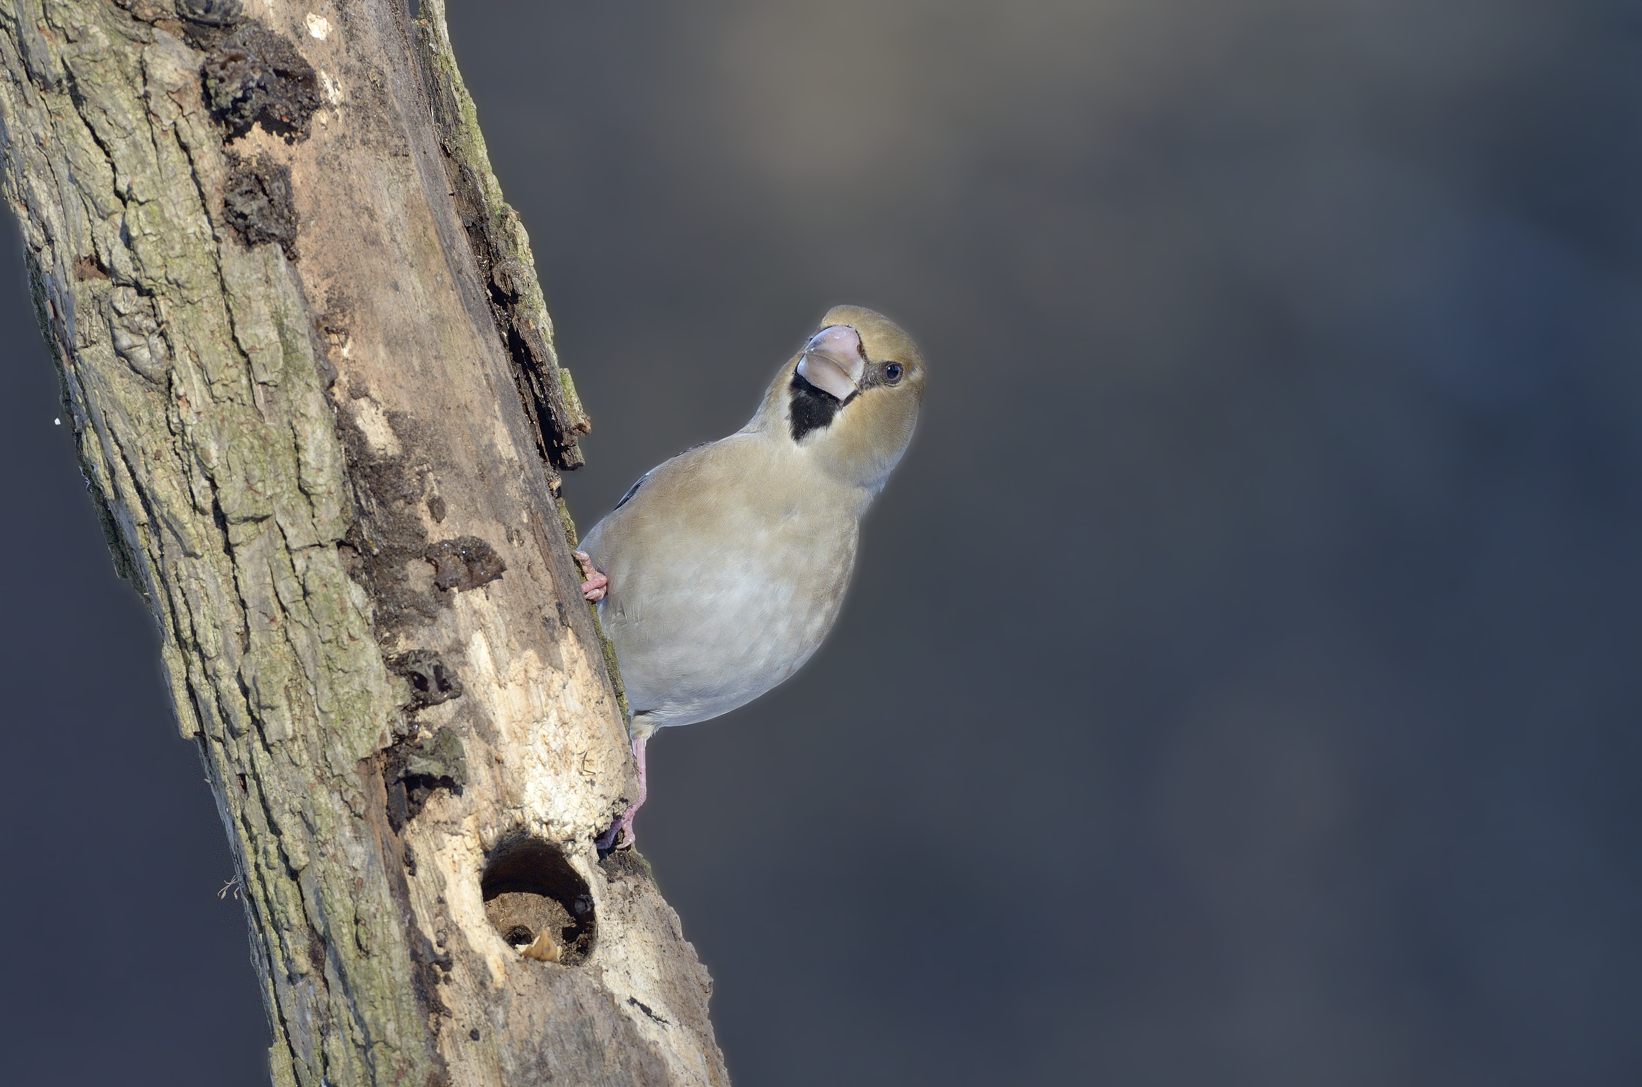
top-left (0, 1), bottom-right (727, 1083)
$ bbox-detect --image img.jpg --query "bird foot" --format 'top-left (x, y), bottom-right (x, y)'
top-left (596, 808), bottom-right (637, 854)
top-left (596, 731), bottom-right (650, 855)
top-left (573, 550), bottom-right (608, 602)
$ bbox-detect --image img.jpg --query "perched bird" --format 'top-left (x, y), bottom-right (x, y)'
top-left (575, 305), bottom-right (927, 850)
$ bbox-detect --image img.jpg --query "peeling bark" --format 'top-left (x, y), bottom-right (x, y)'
top-left (0, 1), bottom-right (726, 1083)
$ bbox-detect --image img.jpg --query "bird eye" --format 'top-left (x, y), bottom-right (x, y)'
top-left (883, 363), bottom-right (904, 385)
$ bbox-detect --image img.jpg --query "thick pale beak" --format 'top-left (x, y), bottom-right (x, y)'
top-left (796, 324), bottom-right (866, 401)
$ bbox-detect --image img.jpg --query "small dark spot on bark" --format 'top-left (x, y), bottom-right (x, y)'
top-left (176, 0), bottom-right (242, 27)
top-left (489, 258), bottom-right (526, 300)
top-left (73, 255), bottom-right (108, 281)
top-left (627, 996), bottom-right (670, 1025)
top-left (599, 846), bottom-right (656, 884)
top-left (200, 21), bottom-right (320, 140)
top-left (223, 153), bottom-right (297, 258)
top-left (312, 346), bottom-right (338, 389)
top-left (87, 482), bottom-right (141, 585)
top-left (426, 493), bottom-right (447, 522)
top-left (111, 0), bottom-right (178, 22)
top-left (408, 930), bottom-right (453, 1018)
top-left (334, 411), bottom-right (446, 634)
top-left (384, 728), bottom-right (467, 831)
top-left (389, 649), bottom-right (463, 708)
top-left (468, 1028), bottom-right (481, 1042)
top-left (315, 309), bottom-right (348, 386)
top-left (425, 536), bottom-right (505, 591)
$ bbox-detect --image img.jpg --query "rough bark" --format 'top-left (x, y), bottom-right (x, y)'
top-left (0, 1), bottom-right (727, 1083)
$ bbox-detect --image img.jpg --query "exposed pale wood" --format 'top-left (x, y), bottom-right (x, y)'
top-left (0, 1), bottom-right (725, 1082)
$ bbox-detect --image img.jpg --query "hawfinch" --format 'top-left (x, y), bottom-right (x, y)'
top-left (575, 305), bottom-right (927, 849)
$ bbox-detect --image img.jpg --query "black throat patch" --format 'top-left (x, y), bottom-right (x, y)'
top-left (788, 373), bottom-right (854, 441)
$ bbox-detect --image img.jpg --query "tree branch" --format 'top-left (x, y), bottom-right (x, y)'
top-left (0, 1), bottom-right (724, 1082)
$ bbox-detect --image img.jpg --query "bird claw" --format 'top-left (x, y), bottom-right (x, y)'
top-left (596, 814), bottom-right (636, 854)
top-left (573, 550), bottom-right (608, 602)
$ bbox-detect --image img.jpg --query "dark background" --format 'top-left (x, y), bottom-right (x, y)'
top-left (4, 2), bottom-right (1639, 1084)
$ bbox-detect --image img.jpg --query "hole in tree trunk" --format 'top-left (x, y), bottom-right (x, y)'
top-left (481, 834), bottom-right (595, 965)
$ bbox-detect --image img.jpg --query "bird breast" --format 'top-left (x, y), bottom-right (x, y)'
top-left (587, 449), bottom-right (863, 731)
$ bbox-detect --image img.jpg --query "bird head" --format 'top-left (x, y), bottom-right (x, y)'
top-left (755, 305), bottom-right (927, 493)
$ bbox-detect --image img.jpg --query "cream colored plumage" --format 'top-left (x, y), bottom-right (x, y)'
top-left (576, 305), bottom-right (927, 849)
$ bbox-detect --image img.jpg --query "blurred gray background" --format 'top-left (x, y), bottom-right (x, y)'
top-left (3, 2), bottom-right (1639, 1084)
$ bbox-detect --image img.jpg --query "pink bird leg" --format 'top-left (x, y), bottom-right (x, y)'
top-left (598, 730), bottom-right (650, 852)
